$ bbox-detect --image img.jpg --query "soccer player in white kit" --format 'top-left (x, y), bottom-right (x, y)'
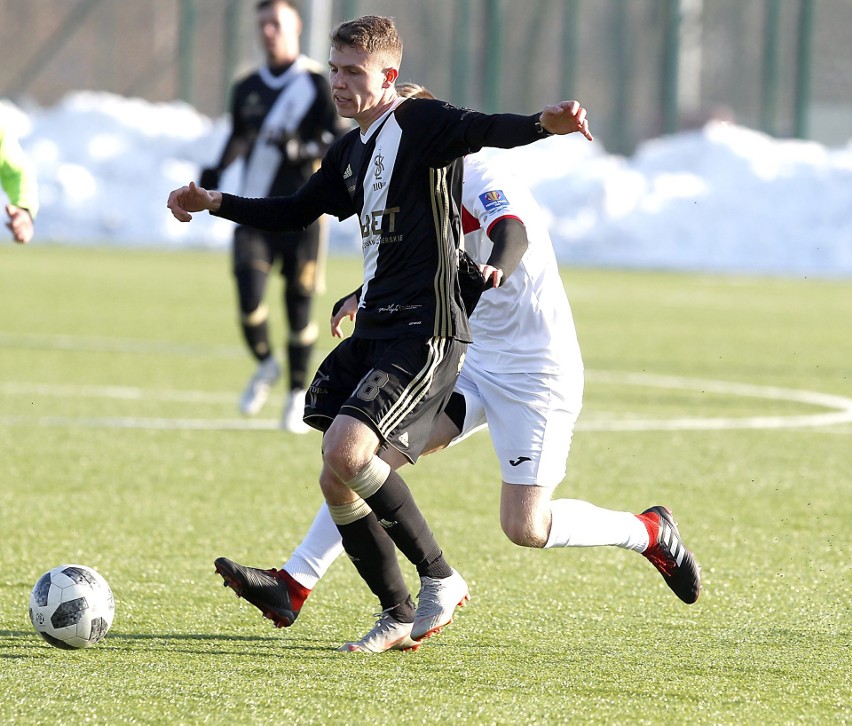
top-left (212, 87), bottom-right (701, 653)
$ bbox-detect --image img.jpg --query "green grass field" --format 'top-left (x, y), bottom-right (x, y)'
top-left (1, 245), bottom-right (849, 724)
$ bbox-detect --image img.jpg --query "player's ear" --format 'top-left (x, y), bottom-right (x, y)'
top-left (384, 68), bottom-right (399, 86)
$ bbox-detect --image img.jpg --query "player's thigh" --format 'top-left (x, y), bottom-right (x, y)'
top-left (474, 367), bottom-right (582, 488)
top-left (443, 369), bottom-right (488, 449)
top-left (232, 226), bottom-right (274, 274)
top-left (339, 336), bottom-right (466, 464)
top-left (277, 225), bottom-right (321, 296)
top-left (232, 228), bottom-right (276, 312)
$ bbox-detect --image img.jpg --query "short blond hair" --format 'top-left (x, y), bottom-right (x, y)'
top-left (396, 82), bottom-right (435, 100)
top-left (330, 15), bottom-right (403, 68)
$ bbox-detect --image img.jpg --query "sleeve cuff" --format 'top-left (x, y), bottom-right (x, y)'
top-left (534, 113), bottom-right (553, 137)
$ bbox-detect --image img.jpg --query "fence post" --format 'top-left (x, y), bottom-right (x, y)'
top-left (179, 0), bottom-right (197, 106)
top-left (608, 0), bottom-right (632, 153)
top-left (562, 0), bottom-right (580, 101)
top-left (451, 0), bottom-right (473, 107)
top-left (221, 0), bottom-right (241, 113)
top-left (341, 0), bottom-right (360, 21)
top-left (661, 0), bottom-right (681, 136)
top-left (793, 0), bottom-right (815, 139)
top-left (483, 0), bottom-right (506, 113)
top-left (760, 0), bottom-right (781, 136)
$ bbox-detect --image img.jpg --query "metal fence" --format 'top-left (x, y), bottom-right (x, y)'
top-left (2, 0), bottom-right (850, 153)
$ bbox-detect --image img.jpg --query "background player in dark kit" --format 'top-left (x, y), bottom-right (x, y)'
top-left (200, 0), bottom-right (343, 432)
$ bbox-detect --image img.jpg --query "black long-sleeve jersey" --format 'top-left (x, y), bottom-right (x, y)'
top-left (215, 97), bottom-right (550, 342)
top-left (225, 58), bottom-right (341, 197)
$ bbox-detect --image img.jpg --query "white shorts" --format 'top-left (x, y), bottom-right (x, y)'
top-left (450, 365), bottom-right (583, 488)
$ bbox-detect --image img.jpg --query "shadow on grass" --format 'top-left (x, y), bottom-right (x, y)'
top-left (0, 629), bottom-right (334, 657)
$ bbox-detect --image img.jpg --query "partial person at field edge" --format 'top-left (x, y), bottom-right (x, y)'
top-left (1, 117), bottom-right (38, 244)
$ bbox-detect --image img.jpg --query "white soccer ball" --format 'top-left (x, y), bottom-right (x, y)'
top-left (29, 564), bottom-right (115, 649)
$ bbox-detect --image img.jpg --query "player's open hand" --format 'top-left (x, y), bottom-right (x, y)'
top-left (167, 181), bottom-right (221, 222)
top-left (540, 100), bottom-right (593, 141)
top-left (5, 204), bottom-right (34, 244)
top-left (330, 292), bottom-right (359, 338)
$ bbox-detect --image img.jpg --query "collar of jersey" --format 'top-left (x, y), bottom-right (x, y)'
top-left (259, 55), bottom-right (308, 89)
top-left (360, 97), bottom-right (407, 143)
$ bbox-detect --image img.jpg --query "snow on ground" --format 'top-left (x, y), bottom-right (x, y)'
top-left (3, 92), bottom-right (852, 276)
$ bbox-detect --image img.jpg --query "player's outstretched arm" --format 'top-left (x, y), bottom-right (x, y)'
top-left (166, 181), bottom-right (222, 222)
top-left (539, 100), bottom-right (593, 141)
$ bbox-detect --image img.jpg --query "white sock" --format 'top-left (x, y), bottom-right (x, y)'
top-left (544, 498), bottom-right (649, 552)
top-left (283, 503), bottom-right (345, 589)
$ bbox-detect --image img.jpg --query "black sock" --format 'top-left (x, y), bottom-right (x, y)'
top-left (364, 469), bottom-right (453, 580)
top-left (388, 595), bottom-right (416, 624)
top-left (335, 511), bottom-right (411, 613)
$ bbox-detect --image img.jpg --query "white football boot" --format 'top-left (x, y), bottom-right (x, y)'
top-left (412, 569), bottom-right (470, 641)
top-left (239, 357), bottom-right (281, 416)
top-left (281, 388), bottom-right (311, 434)
top-left (337, 610), bottom-right (419, 653)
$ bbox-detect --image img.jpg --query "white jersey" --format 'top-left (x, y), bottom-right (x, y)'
top-left (461, 154), bottom-right (584, 377)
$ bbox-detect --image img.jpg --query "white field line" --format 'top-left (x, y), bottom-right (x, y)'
top-left (0, 382), bottom-right (235, 404)
top-left (579, 371), bottom-right (852, 431)
top-left (0, 371), bottom-right (850, 432)
top-left (0, 332), bottom-right (244, 359)
top-left (0, 415), bottom-right (280, 431)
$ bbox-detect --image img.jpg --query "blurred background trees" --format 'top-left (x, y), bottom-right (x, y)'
top-left (2, 0), bottom-right (849, 154)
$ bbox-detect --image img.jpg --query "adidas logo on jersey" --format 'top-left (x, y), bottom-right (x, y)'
top-left (343, 164), bottom-right (353, 179)
top-left (398, 431), bottom-right (409, 447)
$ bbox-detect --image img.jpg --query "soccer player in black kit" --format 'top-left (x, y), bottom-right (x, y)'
top-left (168, 14), bottom-right (593, 653)
top-left (200, 0), bottom-right (343, 432)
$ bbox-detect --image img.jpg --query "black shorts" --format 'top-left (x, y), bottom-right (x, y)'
top-left (304, 335), bottom-right (467, 463)
top-left (233, 223), bottom-right (323, 296)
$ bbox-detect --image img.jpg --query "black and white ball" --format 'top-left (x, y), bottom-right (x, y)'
top-left (29, 564), bottom-right (115, 649)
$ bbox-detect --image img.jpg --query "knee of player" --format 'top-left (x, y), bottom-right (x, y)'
top-left (321, 442), bottom-right (369, 485)
top-left (319, 463), bottom-right (358, 506)
top-left (500, 512), bottom-right (548, 549)
top-left (320, 418), bottom-right (384, 489)
top-left (289, 321), bottom-right (319, 346)
top-left (241, 302), bottom-right (269, 325)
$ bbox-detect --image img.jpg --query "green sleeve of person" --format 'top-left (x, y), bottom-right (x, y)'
top-left (0, 125), bottom-right (39, 219)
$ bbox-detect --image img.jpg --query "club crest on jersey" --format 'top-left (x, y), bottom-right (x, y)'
top-left (242, 92), bottom-right (267, 122)
top-left (372, 153), bottom-right (386, 191)
top-left (479, 189), bottom-right (509, 212)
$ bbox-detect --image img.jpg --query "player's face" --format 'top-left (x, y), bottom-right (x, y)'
top-left (328, 44), bottom-right (395, 126)
top-left (258, 3), bottom-right (301, 66)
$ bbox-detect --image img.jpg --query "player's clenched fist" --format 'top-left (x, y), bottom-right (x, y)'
top-left (167, 181), bottom-right (222, 222)
top-left (539, 100), bottom-right (593, 141)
